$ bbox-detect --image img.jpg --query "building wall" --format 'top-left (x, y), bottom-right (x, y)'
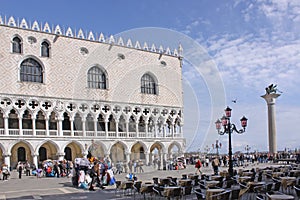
top-left (0, 17), bottom-right (185, 169)
top-left (0, 25), bottom-right (183, 107)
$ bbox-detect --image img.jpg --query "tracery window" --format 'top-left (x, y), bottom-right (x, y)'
top-left (12, 36), bottom-right (22, 53)
top-left (87, 66), bottom-right (107, 89)
top-left (20, 58), bottom-right (43, 83)
top-left (141, 73), bottom-right (157, 94)
top-left (41, 41), bottom-right (50, 57)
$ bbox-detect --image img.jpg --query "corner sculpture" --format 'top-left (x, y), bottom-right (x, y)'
top-left (265, 84), bottom-right (282, 94)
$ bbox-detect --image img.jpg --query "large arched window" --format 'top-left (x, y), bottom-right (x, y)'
top-left (87, 66), bottom-right (107, 89)
top-left (20, 58), bottom-right (43, 83)
top-left (12, 36), bottom-right (22, 53)
top-left (141, 73), bottom-right (157, 94)
top-left (41, 41), bottom-right (50, 57)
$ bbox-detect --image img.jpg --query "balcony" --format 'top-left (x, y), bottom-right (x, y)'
top-left (0, 128), bottom-right (183, 139)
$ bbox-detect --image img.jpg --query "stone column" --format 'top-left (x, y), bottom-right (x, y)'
top-left (125, 152), bottom-right (130, 173)
top-left (4, 154), bottom-right (11, 169)
top-left (154, 122), bottom-right (157, 138)
top-left (93, 119), bottom-right (97, 136)
top-left (104, 119), bottom-right (109, 138)
top-left (32, 117), bottom-right (36, 136)
top-left (4, 116), bottom-right (9, 135)
top-left (45, 117), bottom-right (50, 136)
top-left (115, 120), bottom-right (119, 137)
top-left (18, 117), bottom-right (23, 135)
top-left (57, 153), bottom-right (65, 161)
top-left (58, 119), bottom-right (63, 137)
top-left (261, 93), bottom-right (281, 155)
top-left (145, 153), bottom-right (150, 166)
top-left (163, 123), bottom-right (167, 137)
top-left (125, 120), bottom-right (129, 138)
top-left (70, 119), bottom-right (74, 136)
top-left (135, 122), bottom-right (139, 137)
top-left (171, 122), bottom-right (175, 138)
top-left (82, 119), bottom-right (86, 137)
top-left (32, 154), bottom-right (38, 169)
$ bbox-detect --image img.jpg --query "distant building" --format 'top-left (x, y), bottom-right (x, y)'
top-left (0, 16), bottom-right (185, 169)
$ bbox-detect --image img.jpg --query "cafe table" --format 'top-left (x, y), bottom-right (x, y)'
top-left (220, 170), bottom-right (228, 177)
top-left (140, 183), bottom-right (154, 199)
top-left (267, 194), bottom-right (294, 200)
top-left (272, 172), bottom-right (284, 178)
top-left (163, 186), bottom-right (182, 198)
top-left (178, 179), bottom-right (192, 187)
top-left (205, 181), bottom-right (219, 188)
top-left (238, 176), bottom-right (252, 183)
top-left (242, 171), bottom-right (253, 176)
top-left (290, 170), bottom-right (300, 177)
top-left (263, 169), bottom-right (273, 174)
top-left (206, 188), bottom-right (225, 200)
top-left (160, 178), bottom-right (171, 186)
top-left (211, 175), bottom-right (222, 181)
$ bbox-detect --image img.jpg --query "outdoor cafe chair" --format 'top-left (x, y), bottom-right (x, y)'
top-left (294, 185), bottom-right (300, 198)
top-left (194, 188), bottom-right (205, 200)
top-left (210, 189), bottom-right (231, 200)
top-left (256, 194), bottom-right (265, 200)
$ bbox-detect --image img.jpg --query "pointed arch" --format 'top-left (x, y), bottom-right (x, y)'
top-left (41, 40), bottom-right (50, 57)
top-left (87, 65), bottom-right (108, 89)
top-left (19, 57), bottom-right (44, 83)
top-left (12, 35), bottom-right (22, 53)
top-left (141, 72), bottom-right (158, 95)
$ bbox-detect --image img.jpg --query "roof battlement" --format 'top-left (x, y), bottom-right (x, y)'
top-left (0, 15), bottom-right (183, 57)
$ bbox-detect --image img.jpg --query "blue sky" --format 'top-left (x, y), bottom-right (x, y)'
top-left (2, 0), bottom-right (300, 154)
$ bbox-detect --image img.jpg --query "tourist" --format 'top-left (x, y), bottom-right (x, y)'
top-left (195, 159), bottom-right (202, 174)
top-left (128, 160), bottom-right (133, 173)
top-left (2, 164), bottom-right (10, 181)
top-left (212, 157), bottom-right (220, 175)
top-left (17, 162), bottom-right (23, 179)
top-left (25, 161), bottom-right (31, 176)
top-left (138, 160), bottom-right (144, 173)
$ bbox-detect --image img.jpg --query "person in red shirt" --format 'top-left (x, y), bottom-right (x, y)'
top-left (195, 159), bottom-right (202, 174)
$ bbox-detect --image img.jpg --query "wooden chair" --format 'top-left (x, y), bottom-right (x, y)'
top-left (294, 185), bottom-right (300, 198)
top-left (153, 185), bottom-right (164, 199)
top-left (115, 180), bottom-right (122, 196)
top-left (153, 177), bottom-right (159, 185)
top-left (256, 194), bottom-right (265, 200)
top-left (273, 181), bottom-right (281, 192)
top-left (133, 181), bottom-right (142, 199)
top-left (121, 181), bottom-right (134, 196)
top-left (194, 189), bottom-right (205, 200)
top-left (210, 190), bottom-right (231, 200)
top-left (231, 188), bottom-right (240, 200)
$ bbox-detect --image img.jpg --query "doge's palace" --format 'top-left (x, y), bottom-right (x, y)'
top-left (0, 16), bottom-right (185, 169)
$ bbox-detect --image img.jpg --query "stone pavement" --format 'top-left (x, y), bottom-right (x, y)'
top-left (0, 162), bottom-right (288, 199)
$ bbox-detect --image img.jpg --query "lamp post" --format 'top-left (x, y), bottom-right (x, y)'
top-left (245, 145), bottom-right (251, 155)
top-left (212, 140), bottom-right (222, 156)
top-left (215, 106), bottom-right (248, 177)
top-left (204, 145), bottom-right (210, 155)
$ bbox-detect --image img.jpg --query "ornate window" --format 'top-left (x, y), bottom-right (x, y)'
top-left (87, 66), bottom-right (107, 89)
top-left (41, 41), bottom-right (50, 57)
top-left (141, 73), bottom-right (157, 94)
top-left (20, 58), bottom-right (43, 83)
top-left (12, 36), bottom-right (22, 53)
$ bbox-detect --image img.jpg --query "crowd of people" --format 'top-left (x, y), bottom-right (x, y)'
top-left (73, 156), bottom-right (116, 191)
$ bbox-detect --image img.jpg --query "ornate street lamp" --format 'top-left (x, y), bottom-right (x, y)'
top-left (245, 145), bottom-right (251, 155)
top-left (215, 106), bottom-right (248, 177)
top-left (212, 140), bottom-right (222, 155)
top-left (204, 145), bottom-right (210, 155)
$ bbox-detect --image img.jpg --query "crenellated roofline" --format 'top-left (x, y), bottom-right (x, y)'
top-left (0, 15), bottom-right (183, 57)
